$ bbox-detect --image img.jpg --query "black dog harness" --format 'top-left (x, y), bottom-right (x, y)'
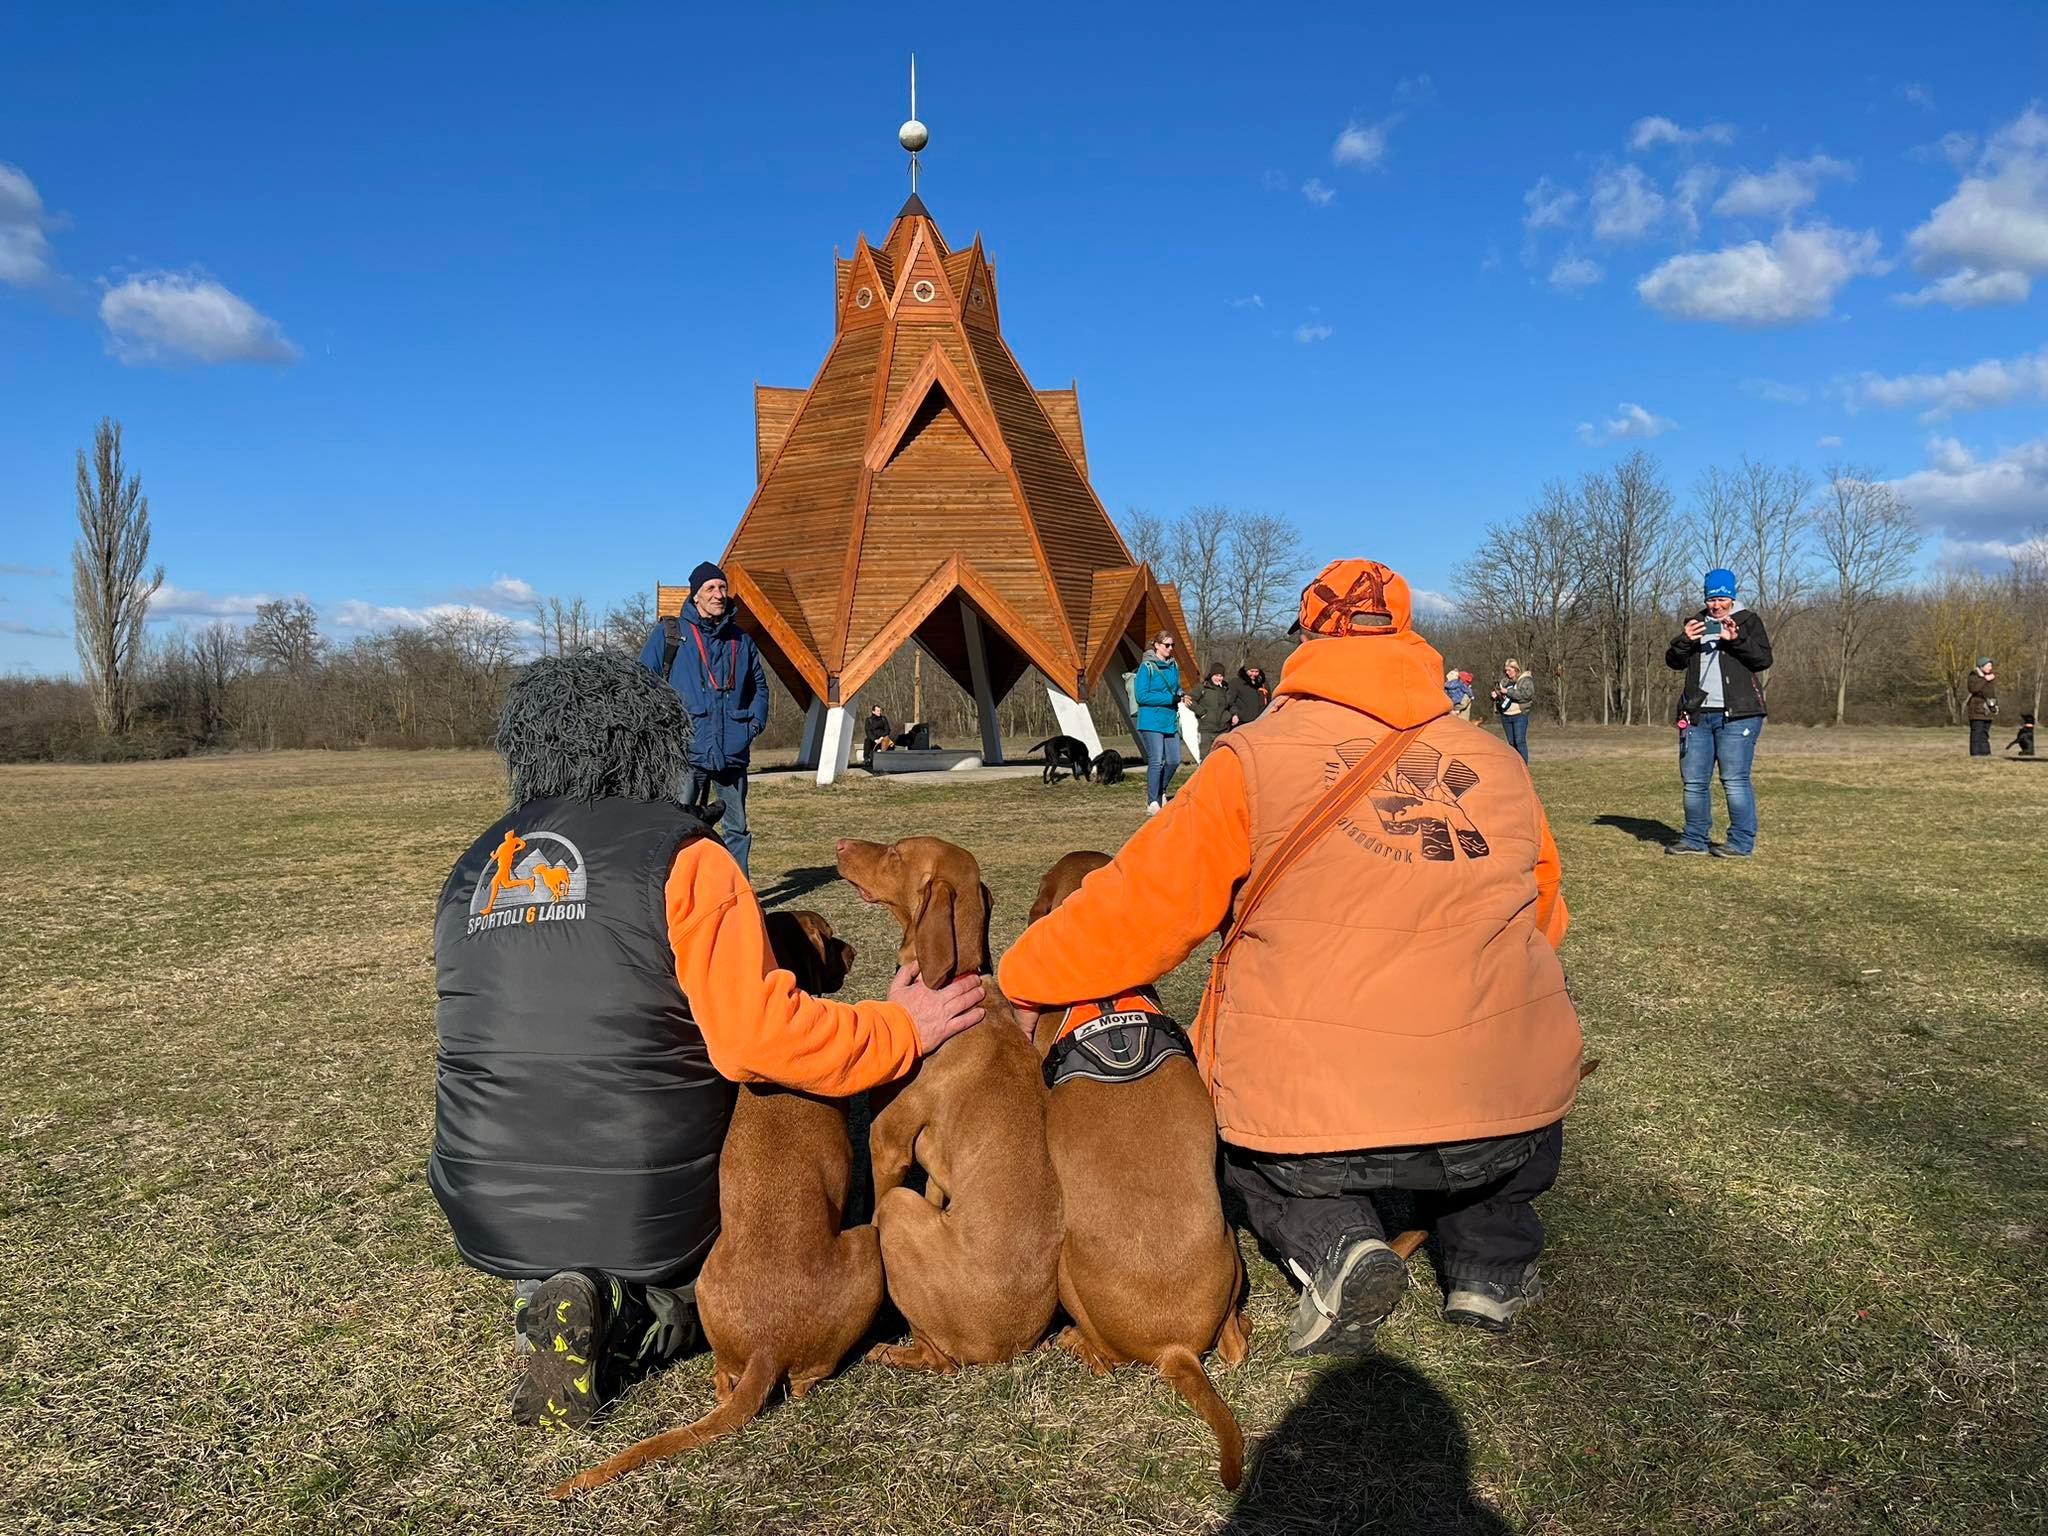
top-left (1043, 988), bottom-right (1195, 1089)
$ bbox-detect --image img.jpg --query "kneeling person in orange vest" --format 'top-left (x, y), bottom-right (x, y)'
top-left (1001, 559), bottom-right (1583, 1351)
top-left (431, 651), bottom-right (985, 1429)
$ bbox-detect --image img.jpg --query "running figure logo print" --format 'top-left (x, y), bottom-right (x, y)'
top-left (466, 828), bottom-right (591, 935)
top-left (1327, 735), bottom-right (1491, 863)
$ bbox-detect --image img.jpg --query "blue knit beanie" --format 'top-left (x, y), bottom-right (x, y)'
top-left (1704, 567), bottom-right (1737, 600)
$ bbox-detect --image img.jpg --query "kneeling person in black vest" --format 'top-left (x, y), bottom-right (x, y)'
top-left (431, 651), bottom-right (987, 1429)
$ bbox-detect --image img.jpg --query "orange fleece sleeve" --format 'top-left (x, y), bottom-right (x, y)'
top-left (1532, 800), bottom-right (1570, 948)
top-left (664, 839), bottom-right (921, 1095)
top-left (998, 747), bottom-right (1254, 1008)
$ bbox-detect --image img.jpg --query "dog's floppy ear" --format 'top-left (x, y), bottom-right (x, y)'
top-left (914, 877), bottom-right (959, 985)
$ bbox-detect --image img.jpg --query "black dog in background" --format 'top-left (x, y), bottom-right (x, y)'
top-left (1090, 751), bottom-right (1125, 785)
top-left (1026, 735), bottom-right (1094, 784)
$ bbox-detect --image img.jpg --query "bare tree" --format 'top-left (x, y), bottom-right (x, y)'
top-left (1811, 465), bottom-right (1918, 724)
top-left (1910, 568), bottom-right (2024, 724)
top-left (1685, 462), bottom-right (1741, 575)
top-left (1169, 505), bottom-right (1233, 659)
top-left (1582, 451), bottom-right (1677, 724)
top-left (601, 591), bottom-right (654, 654)
top-left (537, 594), bottom-right (595, 655)
top-left (1120, 507), bottom-right (1171, 580)
top-left (1222, 512), bottom-right (1306, 659)
top-left (70, 417), bottom-right (164, 737)
top-left (246, 598), bottom-right (324, 674)
top-left (1733, 456), bottom-right (1815, 616)
top-left (2007, 534), bottom-right (2048, 722)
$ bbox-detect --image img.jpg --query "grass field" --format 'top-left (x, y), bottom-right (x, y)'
top-left (5, 728), bottom-right (2043, 1535)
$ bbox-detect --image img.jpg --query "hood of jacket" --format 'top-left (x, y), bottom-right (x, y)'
top-left (1272, 631), bottom-right (1453, 729)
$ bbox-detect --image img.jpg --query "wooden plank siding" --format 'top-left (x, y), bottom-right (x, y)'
top-left (1035, 387), bottom-right (1087, 477)
top-left (753, 386), bottom-right (806, 481)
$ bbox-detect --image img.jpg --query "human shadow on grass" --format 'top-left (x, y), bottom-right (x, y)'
top-left (1224, 1356), bottom-right (1511, 1536)
top-left (1591, 814), bottom-right (1681, 846)
top-left (753, 866), bottom-right (845, 906)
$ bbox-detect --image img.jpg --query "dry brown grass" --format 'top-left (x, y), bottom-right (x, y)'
top-left (3, 728), bottom-right (2043, 1534)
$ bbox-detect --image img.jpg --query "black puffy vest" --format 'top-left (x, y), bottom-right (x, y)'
top-left (429, 796), bottom-right (733, 1285)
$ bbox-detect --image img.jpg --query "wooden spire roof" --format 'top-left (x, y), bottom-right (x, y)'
top-left (712, 195), bottom-right (1192, 707)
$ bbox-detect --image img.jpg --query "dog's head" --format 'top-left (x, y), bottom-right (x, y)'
top-left (835, 836), bottom-right (991, 985)
top-left (1027, 850), bottom-right (1112, 926)
top-left (763, 909), bottom-right (856, 996)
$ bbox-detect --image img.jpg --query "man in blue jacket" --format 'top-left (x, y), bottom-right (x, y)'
top-left (639, 562), bottom-right (770, 874)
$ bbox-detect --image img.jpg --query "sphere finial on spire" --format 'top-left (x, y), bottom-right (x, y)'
top-left (898, 54), bottom-right (928, 191)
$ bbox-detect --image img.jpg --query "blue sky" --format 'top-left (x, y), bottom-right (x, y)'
top-left (4, 1), bottom-right (2046, 672)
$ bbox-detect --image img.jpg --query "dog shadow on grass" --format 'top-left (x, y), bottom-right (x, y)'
top-left (1591, 813), bottom-right (1681, 846)
top-left (1224, 1355), bottom-right (1511, 1535)
top-left (753, 865), bottom-right (845, 906)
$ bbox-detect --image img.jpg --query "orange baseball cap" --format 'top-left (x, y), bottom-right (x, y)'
top-left (1291, 558), bottom-right (1412, 637)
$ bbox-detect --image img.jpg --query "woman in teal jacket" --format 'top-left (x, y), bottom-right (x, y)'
top-left (1132, 631), bottom-right (1185, 813)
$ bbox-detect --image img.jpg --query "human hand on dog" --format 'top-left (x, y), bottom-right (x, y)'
top-left (1009, 1002), bottom-right (1041, 1038)
top-left (892, 963), bottom-right (987, 1054)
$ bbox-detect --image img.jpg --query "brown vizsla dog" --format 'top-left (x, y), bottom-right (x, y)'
top-left (834, 836), bottom-right (1062, 1371)
top-left (1025, 851), bottom-right (1249, 1490)
top-left (550, 911), bottom-right (882, 1496)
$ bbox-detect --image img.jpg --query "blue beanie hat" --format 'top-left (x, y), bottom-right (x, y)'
top-left (1704, 567), bottom-right (1737, 599)
top-left (690, 560), bottom-right (727, 590)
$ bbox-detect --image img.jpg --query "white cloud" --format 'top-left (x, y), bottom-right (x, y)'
top-left (1410, 587), bottom-right (1457, 617)
top-left (1743, 378), bottom-right (1810, 405)
top-left (1230, 293), bottom-right (1264, 308)
top-left (448, 575), bottom-right (538, 607)
top-left (1523, 176), bottom-right (1579, 232)
top-left (1294, 322), bottom-right (1334, 344)
top-left (100, 270), bottom-right (298, 365)
top-left (148, 582), bottom-right (276, 619)
top-left (1261, 169), bottom-right (1292, 192)
top-left (1628, 116), bottom-right (1737, 152)
top-left (1902, 83), bottom-right (1935, 110)
top-left (1672, 163), bottom-right (1721, 239)
top-left (1894, 269), bottom-right (2030, 308)
top-left (1549, 254), bottom-right (1604, 290)
top-left (1333, 121), bottom-right (1390, 169)
top-left (0, 619), bottom-right (68, 639)
top-left (0, 161), bottom-right (58, 286)
top-left (1888, 429), bottom-right (2048, 545)
top-left (1577, 402), bottom-right (1677, 444)
top-left (1591, 164), bottom-right (1666, 242)
top-left (1845, 345), bottom-right (2048, 421)
top-left (1903, 105), bottom-right (2048, 308)
top-left (1394, 75), bottom-right (1436, 107)
top-left (1817, 435), bottom-right (1844, 448)
top-left (1713, 154), bottom-right (1854, 219)
top-left (0, 561), bottom-right (57, 577)
top-left (1301, 177), bottom-right (1336, 206)
top-left (1636, 222), bottom-right (1883, 326)
top-left (331, 598), bottom-right (541, 637)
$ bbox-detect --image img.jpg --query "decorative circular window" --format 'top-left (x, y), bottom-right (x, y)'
top-left (969, 286), bottom-right (987, 310)
top-left (912, 279), bottom-right (937, 304)
top-left (854, 286), bottom-right (874, 310)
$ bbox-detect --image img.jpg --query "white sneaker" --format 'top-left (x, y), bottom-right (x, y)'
top-left (1146, 801), bottom-right (1162, 816)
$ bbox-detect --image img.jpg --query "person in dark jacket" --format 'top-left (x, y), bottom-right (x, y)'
top-left (1665, 567), bottom-right (1773, 858)
top-left (431, 651), bottom-right (986, 1429)
top-left (1966, 658), bottom-right (1998, 757)
top-left (1231, 665), bottom-right (1270, 725)
top-left (639, 562), bottom-right (770, 874)
top-left (863, 703), bottom-right (894, 766)
top-left (1191, 663), bottom-right (1236, 746)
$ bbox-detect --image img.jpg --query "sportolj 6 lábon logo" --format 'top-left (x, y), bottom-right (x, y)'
top-left (467, 828), bottom-right (589, 935)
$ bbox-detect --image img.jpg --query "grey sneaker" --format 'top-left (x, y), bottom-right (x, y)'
top-left (1709, 844), bottom-right (1751, 859)
top-left (1663, 841), bottom-right (1710, 856)
top-left (512, 1271), bottom-right (609, 1430)
top-left (1444, 1264), bottom-right (1544, 1333)
top-left (1286, 1234), bottom-right (1409, 1355)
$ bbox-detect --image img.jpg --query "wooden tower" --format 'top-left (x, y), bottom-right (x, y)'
top-left (668, 186), bottom-right (1196, 782)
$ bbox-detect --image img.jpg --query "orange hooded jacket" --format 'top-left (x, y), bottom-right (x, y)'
top-left (999, 626), bottom-right (1581, 1154)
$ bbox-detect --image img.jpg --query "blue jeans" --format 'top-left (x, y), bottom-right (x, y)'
top-left (683, 764), bottom-right (751, 875)
top-left (1138, 729), bottom-right (1181, 805)
top-left (1678, 711), bottom-right (1762, 853)
top-left (1501, 713), bottom-right (1529, 762)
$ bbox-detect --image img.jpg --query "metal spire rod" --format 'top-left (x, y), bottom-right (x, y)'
top-left (899, 53), bottom-right (929, 194)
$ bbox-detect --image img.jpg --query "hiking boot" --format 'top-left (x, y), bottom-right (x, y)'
top-left (1444, 1264), bottom-right (1545, 1333)
top-left (512, 1271), bottom-right (609, 1430)
top-left (1286, 1234), bottom-right (1409, 1355)
top-left (1664, 841), bottom-right (1710, 856)
top-left (1709, 843), bottom-right (1751, 859)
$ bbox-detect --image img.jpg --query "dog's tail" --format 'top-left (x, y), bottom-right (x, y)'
top-left (548, 1351), bottom-right (779, 1498)
top-left (1023, 737), bottom-right (1059, 755)
top-left (1156, 1344), bottom-right (1244, 1491)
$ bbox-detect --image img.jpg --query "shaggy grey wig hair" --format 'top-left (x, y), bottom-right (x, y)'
top-left (497, 650), bottom-right (693, 804)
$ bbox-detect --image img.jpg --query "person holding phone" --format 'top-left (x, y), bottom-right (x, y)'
top-left (1665, 568), bottom-right (1773, 857)
top-left (1965, 658), bottom-right (1998, 757)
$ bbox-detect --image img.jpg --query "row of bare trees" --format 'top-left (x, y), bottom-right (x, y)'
top-left (1446, 450), bottom-right (2040, 726)
top-left (1120, 505), bottom-right (1308, 670)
